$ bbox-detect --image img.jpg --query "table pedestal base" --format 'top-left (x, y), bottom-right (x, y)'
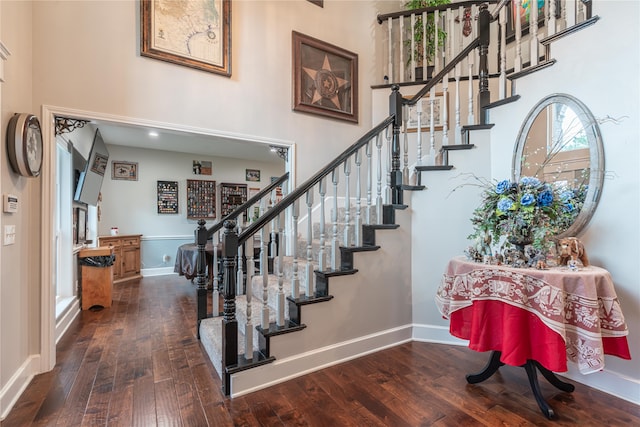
top-left (466, 351), bottom-right (575, 419)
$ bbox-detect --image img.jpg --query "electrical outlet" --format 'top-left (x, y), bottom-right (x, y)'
top-left (163, 254), bottom-right (170, 263)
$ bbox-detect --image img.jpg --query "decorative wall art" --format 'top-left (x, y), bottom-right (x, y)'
top-left (404, 93), bottom-right (449, 132)
top-left (246, 169), bottom-right (261, 182)
top-left (140, 0), bottom-right (231, 76)
top-left (193, 160), bottom-right (212, 175)
top-left (186, 179), bottom-right (216, 219)
top-left (90, 153), bottom-right (108, 176)
top-left (75, 206), bottom-right (87, 245)
top-left (292, 31), bottom-right (358, 123)
top-left (111, 161), bottom-right (138, 181)
top-left (505, 0), bottom-right (561, 43)
top-left (157, 180), bottom-right (179, 214)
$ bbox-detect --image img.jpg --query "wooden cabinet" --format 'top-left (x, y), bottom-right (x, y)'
top-left (98, 234), bottom-right (142, 284)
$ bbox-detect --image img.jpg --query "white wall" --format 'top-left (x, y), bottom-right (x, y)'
top-left (100, 144), bottom-right (284, 269)
top-left (2, 0), bottom-right (400, 418)
top-left (410, 0), bottom-right (640, 404)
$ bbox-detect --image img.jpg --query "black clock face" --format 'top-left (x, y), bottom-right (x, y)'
top-left (7, 113), bottom-right (43, 177)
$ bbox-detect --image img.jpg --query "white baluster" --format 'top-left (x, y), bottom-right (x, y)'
top-left (399, 13), bottom-right (405, 83)
top-left (429, 87), bottom-right (436, 164)
top-left (318, 179), bottom-right (326, 270)
top-left (291, 200), bottom-right (299, 300)
top-left (416, 99), bottom-right (423, 166)
top-left (530, 0), bottom-right (539, 66)
top-left (548, 0), bottom-right (557, 35)
top-left (576, 0), bottom-right (585, 24)
top-left (451, 7), bottom-right (462, 145)
top-left (260, 227), bottom-right (269, 330)
top-left (514, 0), bottom-right (523, 72)
top-left (365, 141), bottom-right (373, 225)
top-left (354, 149), bottom-right (362, 246)
top-left (441, 79), bottom-right (449, 149)
top-left (402, 104), bottom-right (409, 184)
top-left (305, 190), bottom-right (314, 297)
top-left (212, 229), bottom-right (219, 311)
top-left (331, 169), bottom-right (340, 269)
top-left (468, 45), bottom-right (475, 125)
top-left (276, 212), bottom-right (284, 327)
top-left (236, 223), bottom-right (243, 296)
top-left (244, 243), bottom-right (254, 360)
top-left (499, 6), bottom-right (507, 99)
top-left (421, 11), bottom-right (427, 79)
top-left (375, 133), bottom-right (384, 225)
top-left (343, 158), bottom-right (351, 247)
top-left (387, 17), bottom-right (393, 83)
top-left (385, 127), bottom-right (392, 204)
top-left (434, 10), bottom-right (440, 73)
top-left (410, 12), bottom-right (417, 81)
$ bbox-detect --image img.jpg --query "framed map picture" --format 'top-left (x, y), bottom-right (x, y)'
top-left (140, 0), bottom-right (231, 76)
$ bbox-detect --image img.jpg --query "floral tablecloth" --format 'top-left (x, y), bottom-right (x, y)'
top-left (435, 257), bottom-right (631, 374)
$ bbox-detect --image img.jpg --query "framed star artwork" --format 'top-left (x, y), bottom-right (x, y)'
top-left (292, 31), bottom-right (358, 123)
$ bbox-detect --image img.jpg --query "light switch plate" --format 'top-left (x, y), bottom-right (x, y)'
top-left (4, 225), bottom-right (16, 245)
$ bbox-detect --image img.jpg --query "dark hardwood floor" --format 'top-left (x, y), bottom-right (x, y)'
top-left (2, 275), bottom-right (638, 426)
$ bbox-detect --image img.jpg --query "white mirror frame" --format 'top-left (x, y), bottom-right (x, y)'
top-left (512, 93), bottom-right (605, 239)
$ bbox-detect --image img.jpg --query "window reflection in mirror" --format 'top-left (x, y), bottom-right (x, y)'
top-left (513, 94), bottom-right (604, 238)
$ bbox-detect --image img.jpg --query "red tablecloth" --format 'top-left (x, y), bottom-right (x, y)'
top-left (435, 257), bottom-right (631, 374)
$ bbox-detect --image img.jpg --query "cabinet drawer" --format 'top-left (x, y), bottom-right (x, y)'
top-left (101, 239), bottom-right (122, 248)
top-left (122, 237), bottom-right (140, 247)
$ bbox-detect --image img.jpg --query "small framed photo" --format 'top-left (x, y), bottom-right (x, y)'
top-left (112, 161), bottom-right (138, 181)
top-left (246, 169), bottom-right (261, 182)
top-left (404, 92), bottom-right (448, 132)
top-left (193, 160), bottom-right (212, 175)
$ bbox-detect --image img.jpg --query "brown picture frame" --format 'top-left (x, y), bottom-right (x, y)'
top-left (404, 93), bottom-right (448, 132)
top-left (111, 161), bottom-right (138, 181)
top-left (292, 31), bottom-right (358, 123)
top-left (140, 0), bottom-right (231, 77)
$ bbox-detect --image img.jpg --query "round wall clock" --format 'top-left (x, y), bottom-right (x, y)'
top-left (7, 113), bottom-right (43, 177)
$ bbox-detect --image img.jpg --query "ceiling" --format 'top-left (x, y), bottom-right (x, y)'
top-left (88, 119), bottom-right (287, 164)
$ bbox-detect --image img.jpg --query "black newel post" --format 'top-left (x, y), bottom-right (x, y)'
top-left (477, 3), bottom-right (491, 124)
top-left (221, 220), bottom-right (238, 396)
top-left (195, 219), bottom-right (208, 338)
top-left (389, 85), bottom-right (404, 205)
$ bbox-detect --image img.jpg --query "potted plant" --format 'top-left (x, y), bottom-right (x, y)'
top-left (405, 0), bottom-right (450, 81)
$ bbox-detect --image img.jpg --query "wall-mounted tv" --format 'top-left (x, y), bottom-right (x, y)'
top-left (74, 129), bottom-right (109, 206)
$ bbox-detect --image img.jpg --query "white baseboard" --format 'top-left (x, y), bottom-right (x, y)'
top-left (55, 298), bottom-right (80, 344)
top-left (229, 325), bottom-right (413, 397)
top-left (141, 267), bottom-right (177, 277)
top-left (0, 355), bottom-right (40, 421)
top-left (412, 323), bottom-right (640, 406)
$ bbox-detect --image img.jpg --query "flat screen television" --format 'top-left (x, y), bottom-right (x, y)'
top-left (74, 129), bottom-right (109, 206)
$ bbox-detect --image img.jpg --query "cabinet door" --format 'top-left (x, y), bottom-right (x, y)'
top-left (121, 246), bottom-right (140, 277)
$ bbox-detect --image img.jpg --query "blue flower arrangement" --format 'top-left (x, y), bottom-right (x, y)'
top-left (469, 176), bottom-right (583, 253)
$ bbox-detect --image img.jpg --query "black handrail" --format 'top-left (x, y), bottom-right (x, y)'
top-left (403, 38), bottom-right (481, 106)
top-left (205, 172), bottom-right (289, 239)
top-left (237, 116), bottom-right (395, 245)
top-left (376, 0), bottom-right (498, 24)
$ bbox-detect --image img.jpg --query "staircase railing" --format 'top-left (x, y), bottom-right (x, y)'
top-left (199, 0), bottom-right (515, 396)
top-left (194, 172), bottom-right (290, 329)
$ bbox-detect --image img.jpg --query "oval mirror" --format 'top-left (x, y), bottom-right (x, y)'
top-left (512, 94), bottom-right (604, 239)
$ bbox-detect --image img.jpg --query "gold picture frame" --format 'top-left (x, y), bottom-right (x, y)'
top-left (140, 0), bottom-right (231, 76)
top-left (292, 31), bottom-right (358, 123)
top-left (404, 92), bottom-right (448, 132)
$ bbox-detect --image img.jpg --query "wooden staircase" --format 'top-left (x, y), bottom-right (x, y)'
top-left (195, 0), bottom-right (599, 397)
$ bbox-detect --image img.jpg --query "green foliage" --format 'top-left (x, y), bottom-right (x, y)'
top-left (404, 0), bottom-right (451, 66)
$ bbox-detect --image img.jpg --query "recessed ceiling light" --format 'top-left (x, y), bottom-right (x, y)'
top-left (148, 131), bottom-right (159, 137)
